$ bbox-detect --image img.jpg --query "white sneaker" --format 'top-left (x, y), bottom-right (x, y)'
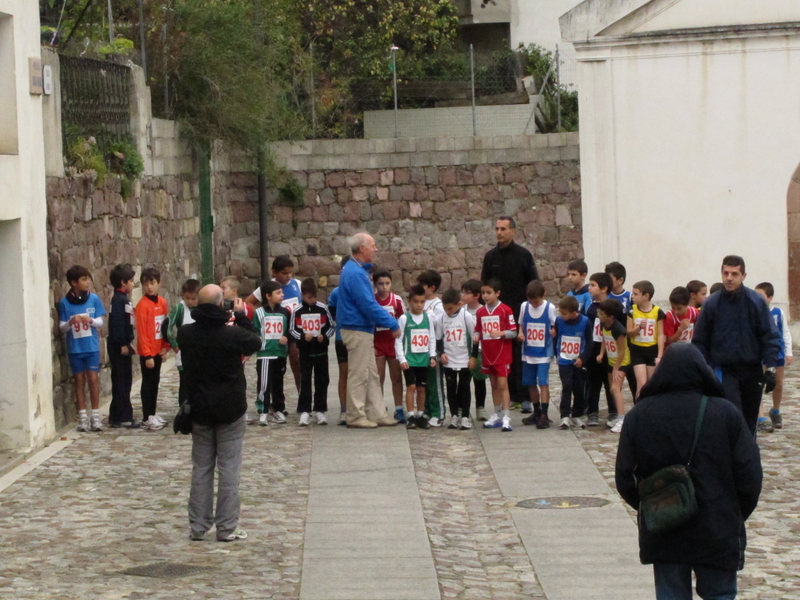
top-left (316, 412), bottom-right (328, 425)
top-left (144, 416), bottom-right (164, 430)
top-left (428, 417), bottom-right (442, 428)
top-left (477, 407), bottom-right (488, 421)
top-left (90, 414), bottom-right (103, 432)
top-left (152, 414), bottom-right (167, 425)
top-left (299, 412), bottom-right (310, 427)
top-left (571, 417), bottom-right (585, 429)
top-left (272, 411), bottom-right (287, 424)
top-left (259, 413), bottom-right (269, 426)
top-left (501, 415), bottom-right (512, 432)
top-left (338, 411), bottom-right (347, 426)
top-left (78, 415), bottom-right (90, 432)
top-left (606, 416), bottom-right (618, 429)
top-left (559, 417), bottom-right (571, 430)
top-left (610, 416), bottom-right (624, 434)
top-left (484, 413), bottom-right (502, 428)
top-left (448, 415), bottom-right (460, 429)
top-left (460, 417), bottom-right (472, 430)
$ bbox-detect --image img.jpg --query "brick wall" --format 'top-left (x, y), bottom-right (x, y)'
top-left (212, 133), bottom-right (582, 300)
top-left (47, 173), bottom-right (202, 428)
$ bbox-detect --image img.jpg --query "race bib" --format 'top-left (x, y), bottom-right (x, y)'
top-left (634, 318), bottom-right (655, 344)
top-left (482, 315), bottom-right (501, 338)
top-left (444, 324), bottom-right (466, 347)
top-left (281, 297), bottom-right (300, 311)
top-left (301, 313), bottom-right (322, 337)
top-left (71, 316), bottom-right (92, 339)
top-left (679, 322), bottom-right (694, 343)
top-left (263, 315), bottom-right (284, 340)
top-left (154, 315), bottom-right (165, 340)
top-left (125, 303), bottom-right (134, 326)
top-left (560, 335), bottom-right (581, 361)
top-left (526, 322), bottom-right (546, 347)
top-left (603, 333), bottom-right (618, 359)
top-left (593, 318), bottom-right (603, 342)
top-left (410, 329), bottom-right (429, 353)
top-left (377, 303), bottom-right (396, 332)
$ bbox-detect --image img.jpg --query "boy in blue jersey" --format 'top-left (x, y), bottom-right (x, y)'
top-left (605, 261), bottom-right (632, 313)
top-left (57, 265), bottom-right (107, 432)
top-left (566, 259), bottom-right (592, 314)
top-left (755, 282), bottom-right (793, 432)
top-left (517, 280), bottom-right (557, 428)
top-left (554, 296), bottom-right (593, 429)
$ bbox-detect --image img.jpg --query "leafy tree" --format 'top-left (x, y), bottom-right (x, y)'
top-left (517, 43), bottom-right (578, 133)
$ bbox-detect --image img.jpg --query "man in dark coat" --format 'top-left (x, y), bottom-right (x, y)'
top-left (177, 284), bottom-right (262, 542)
top-left (616, 343), bottom-right (762, 600)
top-left (692, 255), bottom-right (782, 435)
top-left (481, 216), bottom-right (539, 410)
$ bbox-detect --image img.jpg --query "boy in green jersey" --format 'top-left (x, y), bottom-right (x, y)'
top-left (252, 281), bottom-right (291, 425)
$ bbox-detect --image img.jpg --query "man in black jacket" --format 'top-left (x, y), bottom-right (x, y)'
top-left (481, 216), bottom-right (539, 409)
top-left (692, 255), bottom-right (782, 435)
top-left (177, 284), bottom-right (262, 542)
top-left (616, 343), bottom-right (762, 600)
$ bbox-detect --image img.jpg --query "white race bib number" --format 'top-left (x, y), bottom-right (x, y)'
top-left (263, 316), bottom-right (284, 340)
top-left (560, 336), bottom-right (581, 361)
top-left (410, 329), bottom-right (429, 353)
top-left (526, 322), bottom-right (546, 347)
top-left (593, 318), bottom-right (603, 342)
top-left (634, 318), bottom-right (655, 344)
top-left (71, 316), bottom-right (92, 339)
top-left (301, 314), bottom-right (322, 337)
top-left (377, 304), bottom-right (396, 331)
top-left (679, 322), bottom-right (694, 342)
top-left (281, 297), bottom-right (300, 311)
top-left (482, 315), bottom-right (500, 338)
top-left (154, 315), bottom-right (165, 340)
top-left (603, 333), bottom-right (618, 359)
top-left (444, 325), bottom-right (466, 347)
top-left (125, 303), bottom-right (134, 326)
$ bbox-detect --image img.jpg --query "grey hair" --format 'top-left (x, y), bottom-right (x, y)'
top-left (198, 284), bottom-right (224, 306)
top-left (348, 232), bottom-right (372, 255)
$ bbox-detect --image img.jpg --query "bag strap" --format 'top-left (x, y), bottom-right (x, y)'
top-left (686, 395), bottom-right (708, 469)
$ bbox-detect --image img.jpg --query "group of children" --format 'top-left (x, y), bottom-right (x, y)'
top-left (59, 254), bottom-right (792, 436)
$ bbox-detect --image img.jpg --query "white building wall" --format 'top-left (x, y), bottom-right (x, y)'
top-left (576, 32), bottom-right (800, 308)
top-left (0, 0), bottom-right (55, 452)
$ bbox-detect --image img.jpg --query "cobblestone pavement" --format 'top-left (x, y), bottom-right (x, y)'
top-left (1, 356), bottom-right (799, 599)
top-left (574, 361), bottom-right (800, 600)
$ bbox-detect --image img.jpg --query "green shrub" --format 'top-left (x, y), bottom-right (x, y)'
top-left (66, 137), bottom-right (107, 184)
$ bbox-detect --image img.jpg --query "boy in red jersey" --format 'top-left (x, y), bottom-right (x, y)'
top-left (663, 286), bottom-right (700, 346)
top-left (469, 279), bottom-right (516, 432)
top-left (373, 269), bottom-right (406, 423)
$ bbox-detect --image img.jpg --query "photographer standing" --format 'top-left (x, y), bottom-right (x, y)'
top-left (177, 284), bottom-right (262, 542)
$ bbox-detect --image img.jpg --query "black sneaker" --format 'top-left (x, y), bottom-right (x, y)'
top-left (535, 415), bottom-right (552, 429)
top-left (522, 410), bottom-right (542, 426)
top-left (416, 416), bottom-right (430, 430)
top-left (406, 416), bottom-right (417, 430)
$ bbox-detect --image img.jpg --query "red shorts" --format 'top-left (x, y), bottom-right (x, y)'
top-left (374, 334), bottom-right (397, 359)
top-left (481, 363), bottom-right (510, 378)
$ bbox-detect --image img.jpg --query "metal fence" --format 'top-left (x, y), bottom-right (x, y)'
top-left (60, 55), bottom-right (132, 156)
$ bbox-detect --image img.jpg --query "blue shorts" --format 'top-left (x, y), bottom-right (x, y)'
top-left (522, 362), bottom-right (550, 387)
top-left (776, 358), bottom-right (786, 368)
top-left (69, 351), bottom-right (101, 374)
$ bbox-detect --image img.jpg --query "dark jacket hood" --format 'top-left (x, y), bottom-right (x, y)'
top-left (66, 290), bottom-right (90, 305)
top-left (190, 303), bottom-right (231, 327)
top-left (638, 343), bottom-right (724, 400)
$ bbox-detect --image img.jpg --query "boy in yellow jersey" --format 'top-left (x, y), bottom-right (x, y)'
top-left (626, 281), bottom-right (665, 398)
top-left (596, 298), bottom-right (629, 433)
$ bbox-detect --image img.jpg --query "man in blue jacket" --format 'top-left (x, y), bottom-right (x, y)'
top-left (339, 232), bottom-right (401, 428)
top-left (692, 255), bottom-right (782, 435)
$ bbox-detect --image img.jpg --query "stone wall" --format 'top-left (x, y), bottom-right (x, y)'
top-left (212, 132), bottom-right (582, 301)
top-left (47, 173), bottom-right (202, 428)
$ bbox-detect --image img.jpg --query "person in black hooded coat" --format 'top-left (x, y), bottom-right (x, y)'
top-left (615, 343), bottom-right (762, 600)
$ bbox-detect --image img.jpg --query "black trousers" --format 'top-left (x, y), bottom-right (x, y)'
top-left (585, 358), bottom-right (614, 415)
top-left (298, 352), bottom-right (329, 414)
top-left (559, 364), bottom-right (586, 418)
top-left (256, 357), bottom-right (287, 413)
top-left (108, 342), bottom-right (133, 424)
top-left (508, 339), bottom-right (527, 404)
top-left (178, 369), bottom-right (188, 407)
top-left (444, 368), bottom-right (472, 418)
top-left (720, 363), bottom-right (764, 436)
top-left (473, 378), bottom-right (487, 409)
top-left (139, 354), bottom-right (163, 421)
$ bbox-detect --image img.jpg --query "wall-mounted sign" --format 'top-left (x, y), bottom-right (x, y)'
top-left (29, 57), bottom-right (43, 95)
top-left (43, 65), bottom-right (53, 95)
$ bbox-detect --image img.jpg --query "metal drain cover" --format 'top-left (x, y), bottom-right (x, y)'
top-left (517, 496), bottom-right (610, 509)
top-left (121, 562), bottom-right (215, 578)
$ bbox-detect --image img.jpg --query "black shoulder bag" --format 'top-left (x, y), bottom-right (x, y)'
top-left (173, 400), bottom-right (192, 435)
top-left (638, 395), bottom-right (707, 534)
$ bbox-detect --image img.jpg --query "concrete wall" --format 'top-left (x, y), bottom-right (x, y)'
top-left (364, 104), bottom-right (539, 139)
top-left (212, 133), bottom-right (582, 300)
top-left (565, 2), bottom-right (800, 312)
top-left (0, 0), bottom-right (56, 453)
